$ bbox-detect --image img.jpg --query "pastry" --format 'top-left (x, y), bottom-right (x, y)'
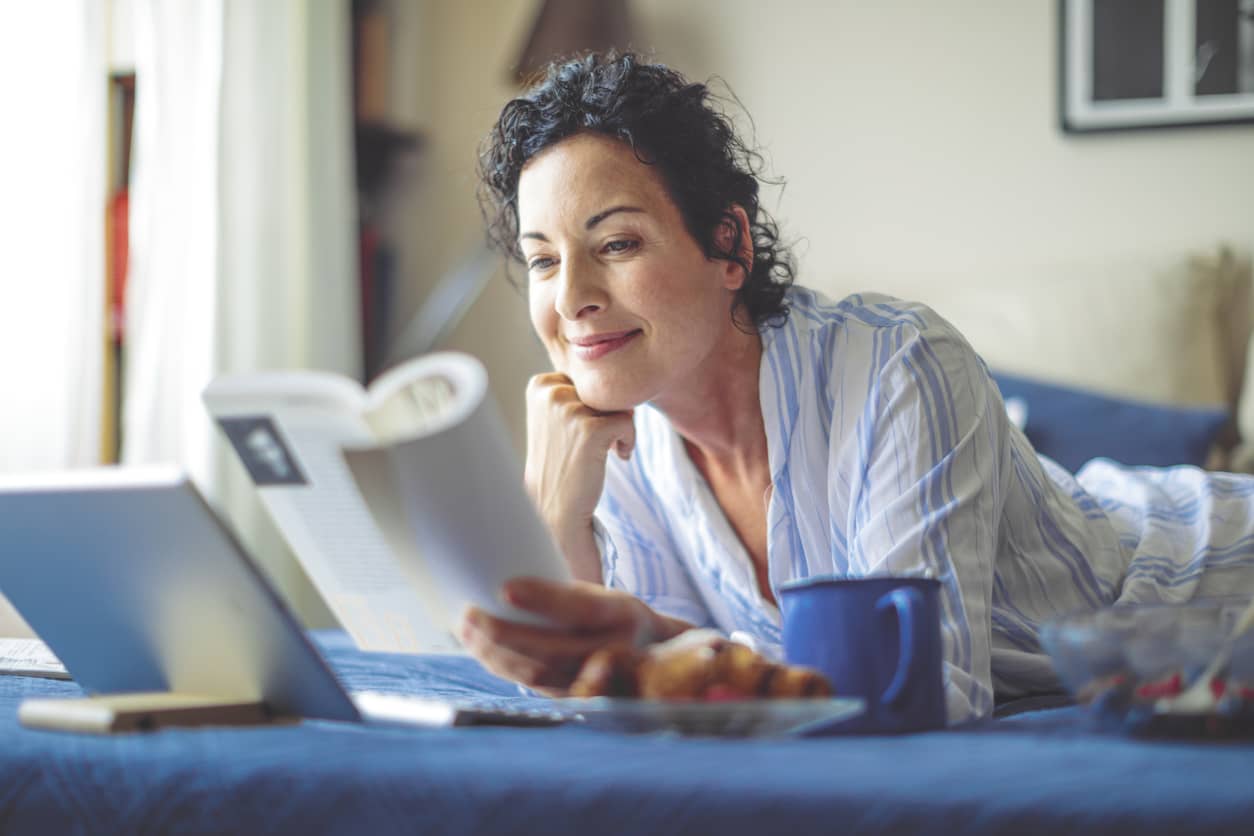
top-left (570, 630), bottom-right (832, 700)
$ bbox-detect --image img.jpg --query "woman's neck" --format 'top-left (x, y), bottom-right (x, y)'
top-left (650, 322), bottom-right (768, 474)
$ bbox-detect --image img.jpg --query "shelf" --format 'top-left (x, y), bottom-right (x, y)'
top-left (355, 120), bottom-right (423, 200)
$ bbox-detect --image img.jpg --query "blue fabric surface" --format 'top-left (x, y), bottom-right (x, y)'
top-left (991, 371), bottom-right (1229, 473)
top-left (1, 631), bottom-right (1252, 835)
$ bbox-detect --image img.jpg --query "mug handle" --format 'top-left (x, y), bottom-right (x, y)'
top-left (876, 587), bottom-right (922, 709)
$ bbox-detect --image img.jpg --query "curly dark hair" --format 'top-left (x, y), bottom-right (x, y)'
top-left (478, 51), bottom-right (794, 330)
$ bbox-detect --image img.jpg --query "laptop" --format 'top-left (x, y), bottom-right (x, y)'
top-left (0, 467), bottom-right (563, 729)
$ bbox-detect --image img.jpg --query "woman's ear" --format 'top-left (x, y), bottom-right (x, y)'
top-left (716, 205), bottom-right (754, 290)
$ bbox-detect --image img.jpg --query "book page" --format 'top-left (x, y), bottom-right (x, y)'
top-left (204, 383), bottom-right (458, 655)
top-left (206, 369), bottom-right (369, 414)
top-left (0, 637), bottom-right (70, 680)
top-left (363, 351), bottom-right (480, 443)
top-left (348, 354), bottom-right (571, 627)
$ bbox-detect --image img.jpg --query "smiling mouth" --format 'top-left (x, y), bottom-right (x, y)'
top-left (569, 329), bottom-right (642, 361)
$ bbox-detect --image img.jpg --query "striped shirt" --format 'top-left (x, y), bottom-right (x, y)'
top-left (594, 286), bottom-right (1254, 723)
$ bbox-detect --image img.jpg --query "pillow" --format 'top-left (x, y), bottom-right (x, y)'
top-left (991, 371), bottom-right (1229, 474)
top-left (822, 247), bottom-right (1248, 410)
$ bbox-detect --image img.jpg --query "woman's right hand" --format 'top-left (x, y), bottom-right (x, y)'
top-left (524, 372), bottom-right (635, 582)
top-left (459, 577), bottom-right (690, 696)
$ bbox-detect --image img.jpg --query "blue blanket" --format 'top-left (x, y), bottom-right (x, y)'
top-left (1, 632), bottom-right (1251, 835)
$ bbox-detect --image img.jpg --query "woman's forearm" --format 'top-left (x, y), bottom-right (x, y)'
top-left (552, 519), bottom-right (604, 584)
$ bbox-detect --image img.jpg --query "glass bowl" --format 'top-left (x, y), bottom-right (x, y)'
top-left (1038, 598), bottom-right (1254, 737)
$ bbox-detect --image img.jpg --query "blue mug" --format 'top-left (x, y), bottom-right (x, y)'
top-left (780, 576), bottom-right (945, 733)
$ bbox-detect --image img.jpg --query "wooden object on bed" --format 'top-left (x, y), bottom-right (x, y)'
top-left (18, 693), bottom-right (277, 735)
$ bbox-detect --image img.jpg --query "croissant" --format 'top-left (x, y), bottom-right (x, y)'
top-left (570, 630), bottom-right (832, 700)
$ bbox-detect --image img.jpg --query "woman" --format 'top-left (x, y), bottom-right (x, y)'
top-left (460, 52), bottom-right (1254, 723)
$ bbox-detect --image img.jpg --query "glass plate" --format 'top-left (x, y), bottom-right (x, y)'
top-left (1039, 597), bottom-right (1254, 738)
top-left (561, 697), bottom-right (865, 737)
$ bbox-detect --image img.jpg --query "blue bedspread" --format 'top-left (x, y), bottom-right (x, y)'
top-left (1, 631), bottom-right (1251, 835)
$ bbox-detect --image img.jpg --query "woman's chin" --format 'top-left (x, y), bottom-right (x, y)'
top-left (572, 378), bottom-right (648, 414)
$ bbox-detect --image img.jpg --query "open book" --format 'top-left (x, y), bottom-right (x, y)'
top-left (203, 352), bottom-right (570, 654)
top-left (0, 637), bottom-right (70, 680)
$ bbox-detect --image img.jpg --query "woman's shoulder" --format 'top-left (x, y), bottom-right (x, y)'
top-left (769, 287), bottom-right (996, 443)
top-left (780, 285), bottom-right (970, 353)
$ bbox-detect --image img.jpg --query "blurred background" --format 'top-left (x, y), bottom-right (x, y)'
top-left (1, 0), bottom-right (1252, 631)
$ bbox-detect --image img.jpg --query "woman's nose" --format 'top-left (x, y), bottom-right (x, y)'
top-left (555, 260), bottom-right (606, 321)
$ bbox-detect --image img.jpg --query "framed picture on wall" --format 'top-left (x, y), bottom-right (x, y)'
top-left (1060, 0), bottom-right (1254, 132)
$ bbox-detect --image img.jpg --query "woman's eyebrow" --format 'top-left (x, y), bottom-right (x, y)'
top-left (518, 206), bottom-right (645, 243)
top-left (586, 205), bottom-right (644, 229)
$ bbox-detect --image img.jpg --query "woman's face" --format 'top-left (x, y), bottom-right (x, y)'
top-left (517, 132), bottom-right (744, 412)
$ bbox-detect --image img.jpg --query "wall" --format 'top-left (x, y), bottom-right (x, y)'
top-left (388, 0), bottom-right (546, 454)
top-left (395, 0), bottom-right (1254, 448)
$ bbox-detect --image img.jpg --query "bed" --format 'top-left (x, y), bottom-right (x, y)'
top-left (3, 247), bottom-right (1253, 832)
top-left (1, 631), bottom-right (1251, 835)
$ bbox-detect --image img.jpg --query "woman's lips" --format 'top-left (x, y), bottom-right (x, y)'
top-left (569, 329), bottom-right (642, 361)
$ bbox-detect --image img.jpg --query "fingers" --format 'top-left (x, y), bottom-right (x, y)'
top-left (526, 375), bottom-right (635, 464)
top-left (614, 409), bottom-right (636, 459)
top-left (528, 370), bottom-right (574, 389)
top-left (503, 578), bottom-right (647, 635)
top-left (522, 373), bottom-right (636, 577)
top-left (538, 378), bottom-right (632, 421)
top-left (462, 628), bottom-right (572, 694)
top-left (528, 374), bottom-right (634, 423)
top-left (459, 606), bottom-right (629, 692)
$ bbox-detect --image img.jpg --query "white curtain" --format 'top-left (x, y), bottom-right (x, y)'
top-left (217, 0), bottom-right (361, 378)
top-left (0, 3), bottom-right (106, 637)
top-left (0, 3), bottom-right (106, 472)
top-left (124, 0), bottom-right (224, 483)
top-left (123, 0), bottom-right (360, 622)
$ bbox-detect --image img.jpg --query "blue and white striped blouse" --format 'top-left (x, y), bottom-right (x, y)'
top-left (594, 286), bottom-right (1254, 723)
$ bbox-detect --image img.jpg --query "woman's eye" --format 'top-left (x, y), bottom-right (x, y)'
top-left (527, 256), bottom-right (557, 272)
top-left (603, 239), bottom-right (639, 255)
